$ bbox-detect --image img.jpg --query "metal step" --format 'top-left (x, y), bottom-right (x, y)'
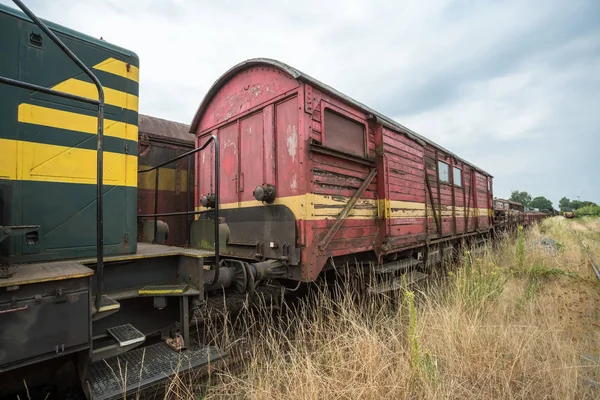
top-left (373, 258), bottom-right (422, 274)
top-left (87, 342), bottom-right (226, 400)
top-left (107, 324), bottom-right (145, 347)
top-left (138, 284), bottom-right (188, 295)
top-left (91, 295), bottom-right (120, 321)
top-left (367, 271), bottom-right (429, 294)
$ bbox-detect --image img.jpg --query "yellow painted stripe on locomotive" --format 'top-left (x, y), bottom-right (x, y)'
top-left (138, 165), bottom-right (189, 192)
top-left (93, 57), bottom-right (140, 83)
top-left (0, 138), bottom-right (137, 187)
top-left (51, 79), bottom-right (139, 112)
top-left (18, 104), bottom-right (138, 142)
top-left (194, 195), bottom-right (492, 221)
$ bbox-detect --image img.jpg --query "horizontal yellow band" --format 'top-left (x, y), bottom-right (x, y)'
top-left (138, 289), bottom-right (185, 295)
top-left (52, 79), bottom-right (139, 112)
top-left (0, 138), bottom-right (138, 187)
top-left (138, 165), bottom-right (189, 193)
top-left (93, 57), bottom-right (140, 83)
top-left (194, 195), bottom-right (491, 221)
top-left (18, 104), bottom-right (138, 142)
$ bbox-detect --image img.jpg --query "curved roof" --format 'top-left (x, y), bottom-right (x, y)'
top-left (190, 58), bottom-right (491, 177)
top-left (139, 114), bottom-right (193, 145)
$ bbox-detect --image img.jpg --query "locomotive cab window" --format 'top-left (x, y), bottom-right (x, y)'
top-left (453, 166), bottom-right (462, 187)
top-left (438, 161), bottom-right (450, 183)
top-left (323, 108), bottom-right (366, 158)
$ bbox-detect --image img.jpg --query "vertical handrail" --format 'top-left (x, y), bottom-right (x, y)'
top-left (138, 135), bottom-right (220, 281)
top-left (6, 1), bottom-right (106, 310)
top-left (186, 155), bottom-right (192, 246)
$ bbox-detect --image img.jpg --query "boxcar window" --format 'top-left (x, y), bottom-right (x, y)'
top-left (438, 161), bottom-right (450, 183)
top-left (453, 167), bottom-right (462, 187)
top-left (324, 109), bottom-right (365, 157)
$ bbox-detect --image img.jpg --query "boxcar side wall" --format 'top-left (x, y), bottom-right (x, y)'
top-left (192, 60), bottom-right (494, 282)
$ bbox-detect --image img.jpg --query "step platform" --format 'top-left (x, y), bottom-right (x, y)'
top-left (138, 284), bottom-right (188, 296)
top-left (87, 342), bottom-right (226, 400)
top-left (107, 324), bottom-right (145, 347)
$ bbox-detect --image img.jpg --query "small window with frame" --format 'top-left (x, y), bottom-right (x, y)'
top-left (323, 108), bottom-right (366, 158)
top-left (438, 160), bottom-right (450, 183)
top-left (453, 166), bottom-right (462, 187)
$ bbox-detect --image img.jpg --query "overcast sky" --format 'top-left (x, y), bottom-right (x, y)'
top-left (4, 0), bottom-right (599, 206)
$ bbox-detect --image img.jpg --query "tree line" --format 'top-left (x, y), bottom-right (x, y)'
top-left (557, 197), bottom-right (598, 212)
top-left (507, 190), bottom-right (554, 211)
top-left (507, 190), bottom-right (599, 217)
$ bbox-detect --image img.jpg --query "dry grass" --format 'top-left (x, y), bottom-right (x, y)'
top-left (174, 217), bottom-right (600, 399)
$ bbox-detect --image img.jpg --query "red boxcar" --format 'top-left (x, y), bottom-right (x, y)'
top-left (191, 59), bottom-right (494, 282)
top-left (137, 114), bottom-right (195, 246)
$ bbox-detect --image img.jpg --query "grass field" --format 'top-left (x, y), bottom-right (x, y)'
top-left (171, 217), bottom-right (600, 399)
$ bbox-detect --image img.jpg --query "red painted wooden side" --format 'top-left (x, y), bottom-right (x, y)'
top-left (198, 66), bottom-right (300, 133)
top-left (239, 112), bottom-right (265, 201)
top-left (275, 97), bottom-right (301, 197)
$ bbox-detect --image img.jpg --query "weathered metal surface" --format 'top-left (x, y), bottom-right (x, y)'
top-left (137, 114), bottom-right (194, 247)
top-left (138, 113), bottom-right (194, 145)
top-left (192, 59), bottom-right (494, 281)
top-left (191, 58), bottom-right (492, 177)
top-left (87, 342), bottom-right (225, 400)
top-left (0, 274), bottom-right (91, 372)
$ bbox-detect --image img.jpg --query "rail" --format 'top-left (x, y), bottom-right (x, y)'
top-left (0, 0), bottom-right (106, 310)
top-left (137, 135), bottom-right (221, 281)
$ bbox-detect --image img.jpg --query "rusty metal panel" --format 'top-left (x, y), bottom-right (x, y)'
top-left (137, 114), bottom-right (194, 247)
top-left (195, 66), bottom-right (300, 133)
top-left (217, 122), bottom-right (239, 205)
top-left (239, 112), bottom-right (265, 202)
top-left (275, 97), bottom-right (300, 197)
top-left (323, 108), bottom-right (366, 158)
top-left (138, 114), bottom-right (194, 145)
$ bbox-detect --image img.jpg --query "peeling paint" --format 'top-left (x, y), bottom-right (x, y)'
top-left (252, 84), bottom-right (261, 97)
top-left (290, 173), bottom-right (297, 190)
top-left (286, 124), bottom-right (298, 162)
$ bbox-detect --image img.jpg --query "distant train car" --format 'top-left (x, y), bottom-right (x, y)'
top-left (137, 114), bottom-right (195, 246)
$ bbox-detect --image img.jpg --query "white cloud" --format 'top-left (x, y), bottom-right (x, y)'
top-left (2, 0), bottom-right (599, 205)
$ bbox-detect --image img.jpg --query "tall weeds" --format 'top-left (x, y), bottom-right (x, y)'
top-left (193, 217), bottom-right (600, 400)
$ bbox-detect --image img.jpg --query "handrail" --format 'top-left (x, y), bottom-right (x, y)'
top-left (138, 135), bottom-right (220, 282)
top-left (2, 1), bottom-right (106, 310)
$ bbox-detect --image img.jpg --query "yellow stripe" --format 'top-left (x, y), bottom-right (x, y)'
top-left (98, 303), bottom-right (121, 312)
top-left (93, 57), bottom-right (140, 83)
top-left (138, 165), bottom-right (189, 192)
top-left (52, 79), bottom-right (139, 112)
top-left (195, 195), bottom-right (491, 221)
top-left (138, 289), bottom-right (184, 295)
top-left (18, 104), bottom-right (138, 142)
top-left (0, 138), bottom-right (137, 187)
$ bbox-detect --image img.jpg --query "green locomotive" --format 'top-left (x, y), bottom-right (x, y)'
top-left (0, 2), bottom-right (224, 398)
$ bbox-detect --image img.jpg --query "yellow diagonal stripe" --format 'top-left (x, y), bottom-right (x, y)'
top-left (18, 104), bottom-right (138, 142)
top-left (0, 138), bottom-right (137, 187)
top-left (52, 79), bottom-right (139, 112)
top-left (93, 57), bottom-right (140, 83)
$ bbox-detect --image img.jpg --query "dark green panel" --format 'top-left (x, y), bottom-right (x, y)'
top-left (1, 180), bottom-right (137, 264)
top-left (0, 5), bottom-right (140, 264)
top-left (0, 4), bottom-right (139, 67)
top-left (10, 123), bottom-right (138, 156)
top-left (78, 69), bottom-right (139, 96)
